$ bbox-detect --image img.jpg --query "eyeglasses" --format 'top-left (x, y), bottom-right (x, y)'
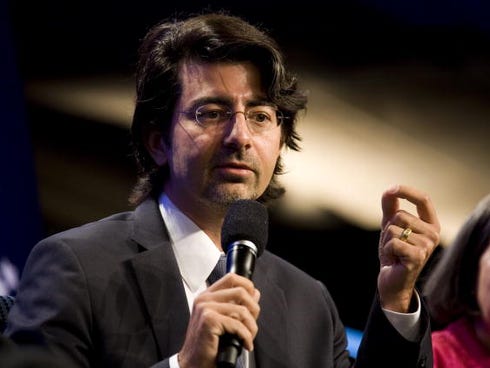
top-left (181, 103), bottom-right (286, 134)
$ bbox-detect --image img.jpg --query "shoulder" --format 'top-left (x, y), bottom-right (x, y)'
top-left (255, 251), bottom-right (341, 329)
top-left (29, 208), bottom-right (146, 266)
top-left (432, 318), bottom-right (476, 366)
top-left (432, 317), bottom-right (472, 344)
top-left (43, 210), bottom-right (136, 244)
top-left (26, 198), bottom-right (166, 268)
top-left (259, 251), bottom-right (314, 280)
top-left (23, 208), bottom-right (146, 279)
top-left (40, 198), bottom-right (162, 245)
top-left (258, 251), bottom-right (331, 298)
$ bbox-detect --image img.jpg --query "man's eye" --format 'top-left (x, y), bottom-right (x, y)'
top-left (200, 109), bottom-right (225, 120)
top-left (249, 111), bottom-right (272, 123)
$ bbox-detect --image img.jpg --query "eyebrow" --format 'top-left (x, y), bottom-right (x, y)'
top-left (188, 96), bottom-right (275, 111)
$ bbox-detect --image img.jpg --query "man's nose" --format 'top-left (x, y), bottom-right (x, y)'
top-left (223, 111), bottom-right (253, 145)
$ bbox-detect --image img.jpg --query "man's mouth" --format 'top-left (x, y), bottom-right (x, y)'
top-left (214, 162), bottom-right (255, 177)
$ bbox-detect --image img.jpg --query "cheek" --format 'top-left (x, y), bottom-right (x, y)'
top-left (259, 138), bottom-right (282, 177)
top-left (477, 268), bottom-right (490, 322)
top-left (169, 128), bottom-right (217, 171)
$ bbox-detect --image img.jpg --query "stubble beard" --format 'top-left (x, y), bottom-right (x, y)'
top-left (203, 180), bottom-right (260, 207)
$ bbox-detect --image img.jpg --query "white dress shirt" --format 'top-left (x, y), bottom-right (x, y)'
top-left (158, 194), bottom-right (251, 368)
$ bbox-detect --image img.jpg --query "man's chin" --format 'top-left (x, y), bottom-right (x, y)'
top-left (205, 184), bottom-right (259, 205)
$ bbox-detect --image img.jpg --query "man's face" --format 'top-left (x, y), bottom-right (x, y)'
top-left (153, 61), bottom-right (283, 213)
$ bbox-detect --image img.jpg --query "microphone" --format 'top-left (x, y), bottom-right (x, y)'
top-left (217, 199), bottom-right (268, 368)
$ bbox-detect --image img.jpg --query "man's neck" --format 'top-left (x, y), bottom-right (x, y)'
top-left (163, 192), bottom-right (227, 249)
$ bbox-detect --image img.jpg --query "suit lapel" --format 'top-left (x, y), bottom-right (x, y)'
top-left (126, 200), bottom-right (290, 366)
top-left (253, 257), bottom-right (289, 368)
top-left (129, 199), bottom-right (190, 358)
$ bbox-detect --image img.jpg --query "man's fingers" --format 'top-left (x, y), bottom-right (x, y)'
top-left (381, 184), bottom-right (440, 229)
top-left (381, 185), bottom-right (401, 228)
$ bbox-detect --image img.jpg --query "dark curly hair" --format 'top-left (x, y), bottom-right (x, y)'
top-left (423, 194), bottom-right (490, 329)
top-left (129, 11), bottom-right (308, 206)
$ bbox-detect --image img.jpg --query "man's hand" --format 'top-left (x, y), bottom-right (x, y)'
top-left (178, 273), bottom-right (260, 368)
top-left (378, 184), bottom-right (441, 312)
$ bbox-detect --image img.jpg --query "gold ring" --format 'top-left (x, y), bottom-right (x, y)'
top-left (399, 227), bottom-right (412, 242)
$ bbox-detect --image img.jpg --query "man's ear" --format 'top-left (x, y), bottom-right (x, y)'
top-left (145, 129), bottom-right (168, 166)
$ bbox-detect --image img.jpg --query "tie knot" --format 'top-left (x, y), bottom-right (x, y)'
top-left (207, 254), bottom-right (227, 285)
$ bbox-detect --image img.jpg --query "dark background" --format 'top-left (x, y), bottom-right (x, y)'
top-left (9, 0), bottom-right (490, 77)
top-left (3, 0), bottom-right (489, 330)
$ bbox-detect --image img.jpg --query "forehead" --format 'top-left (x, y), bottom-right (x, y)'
top-left (178, 61), bottom-right (266, 103)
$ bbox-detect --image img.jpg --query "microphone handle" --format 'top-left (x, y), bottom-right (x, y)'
top-left (217, 241), bottom-right (258, 367)
top-left (217, 334), bottom-right (243, 368)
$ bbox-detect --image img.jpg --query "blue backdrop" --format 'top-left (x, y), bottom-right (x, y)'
top-left (0, 0), bottom-right (43, 295)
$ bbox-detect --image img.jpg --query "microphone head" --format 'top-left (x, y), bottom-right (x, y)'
top-left (221, 199), bottom-right (268, 257)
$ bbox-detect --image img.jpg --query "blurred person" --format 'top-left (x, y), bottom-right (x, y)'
top-left (5, 11), bottom-right (441, 368)
top-left (423, 194), bottom-right (490, 367)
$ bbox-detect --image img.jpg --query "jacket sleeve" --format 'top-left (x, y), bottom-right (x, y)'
top-left (355, 292), bottom-right (432, 368)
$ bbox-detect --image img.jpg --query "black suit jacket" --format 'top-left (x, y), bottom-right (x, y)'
top-left (6, 199), bottom-right (432, 367)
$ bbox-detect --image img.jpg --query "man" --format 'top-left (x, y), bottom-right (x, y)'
top-left (6, 11), bottom-right (440, 368)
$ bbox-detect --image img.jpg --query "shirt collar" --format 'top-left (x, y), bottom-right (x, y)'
top-left (158, 193), bottom-right (222, 292)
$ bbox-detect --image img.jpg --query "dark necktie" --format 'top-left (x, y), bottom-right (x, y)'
top-left (207, 254), bottom-right (246, 368)
top-left (207, 254), bottom-right (227, 285)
